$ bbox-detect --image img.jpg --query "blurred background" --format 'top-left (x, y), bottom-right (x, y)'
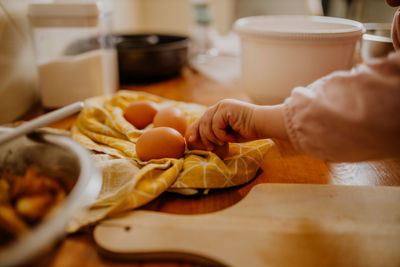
top-left (0, 0), bottom-right (397, 123)
top-left (110, 0), bottom-right (396, 35)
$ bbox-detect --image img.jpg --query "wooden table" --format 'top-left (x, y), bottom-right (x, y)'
top-left (25, 68), bottom-right (400, 267)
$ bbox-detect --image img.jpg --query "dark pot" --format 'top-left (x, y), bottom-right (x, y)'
top-left (115, 34), bottom-right (190, 84)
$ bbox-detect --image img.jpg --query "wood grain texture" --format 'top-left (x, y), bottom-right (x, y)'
top-left (19, 69), bottom-right (400, 266)
top-left (94, 183), bottom-right (400, 267)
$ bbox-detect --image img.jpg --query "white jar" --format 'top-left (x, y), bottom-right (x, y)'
top-left (28, 2), bottom-right (118, 108)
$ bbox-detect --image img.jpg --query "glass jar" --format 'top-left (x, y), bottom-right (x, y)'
top-left (28, 1), bottom-right (118, 108)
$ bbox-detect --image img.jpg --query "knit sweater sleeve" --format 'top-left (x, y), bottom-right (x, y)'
top-left (282, 52), bottom-right (400, 162)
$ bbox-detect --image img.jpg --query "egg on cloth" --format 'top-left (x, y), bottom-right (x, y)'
top-left (153, 106), bottom-right (187, 136)
top-left (124, 100), bottom-right (159, 129)
top-left (136, 127), bottom-right (185, 161)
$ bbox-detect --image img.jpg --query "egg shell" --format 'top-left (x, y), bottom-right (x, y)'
top-left (136, 127), bottom-right (185, 161)
top-left (124, 100), bottom-right (159, 129)
top-left (153, 106), bottom-right (187, 136)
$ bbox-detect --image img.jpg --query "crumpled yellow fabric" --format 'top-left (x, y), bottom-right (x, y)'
top-left (67, 90), bottom-right (276, 232)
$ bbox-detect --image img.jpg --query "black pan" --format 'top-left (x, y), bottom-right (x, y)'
top-left (115, 34), bottom-right (190, 84)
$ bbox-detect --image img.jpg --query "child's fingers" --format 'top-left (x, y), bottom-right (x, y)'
top-left (199, 130), bottom-right (215, 151)
top-left (197, 106), bottom-right (219, 150)
top-left (212, 111), bottom-right (231, 143)
top-left (199, 109), bottom-right (224, 146)
top-left (225, 133), bottom-right (236, 143)
top-left (188, 120), bottom-right (200, 142)
top-left (199, 119), bottom-right (222, 148)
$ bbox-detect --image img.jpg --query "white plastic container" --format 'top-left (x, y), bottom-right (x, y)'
top-left (28, 2), bottom-right (118, 108)
top-left (234, 16), bottom-right (364, 105)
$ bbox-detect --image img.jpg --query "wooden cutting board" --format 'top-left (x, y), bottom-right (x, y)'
top-left (94, 183), bottom-right (400, 267)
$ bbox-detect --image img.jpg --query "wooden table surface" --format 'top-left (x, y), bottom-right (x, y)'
top-left (25, 68), bottom-right (400, 267)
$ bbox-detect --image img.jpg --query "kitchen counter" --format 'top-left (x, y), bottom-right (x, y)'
top-left (25, 67), bottom-right (400, 267)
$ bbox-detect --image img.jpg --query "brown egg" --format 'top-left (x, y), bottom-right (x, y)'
top-left (124, 100), bottom-right (159, 129)
top-left (153, 106), bottom-right (187, 136)
top-left (136, 127), bottom-right (185, 161)
top-left (185, 130), bottom-right (229, 159)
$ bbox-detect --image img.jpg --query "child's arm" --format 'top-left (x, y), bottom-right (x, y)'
top-left (282, 52), bottom-right (400, 162)
top-left (188, 52), bottom-right (400, 162)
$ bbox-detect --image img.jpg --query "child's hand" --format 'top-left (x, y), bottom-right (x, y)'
top-left (187, 99), bottom-right (289, 151)
top-left (187, 99), bottom-right (259, 150)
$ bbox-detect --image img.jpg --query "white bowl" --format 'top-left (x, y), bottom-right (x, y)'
top-left (234, 16), bottom-right (365, 104)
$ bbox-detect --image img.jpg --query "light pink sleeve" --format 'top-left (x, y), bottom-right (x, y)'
top-left (282, 52), bottom-right (400, 162)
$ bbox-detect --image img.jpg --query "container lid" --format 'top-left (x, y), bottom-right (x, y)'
top-left (234, 16), bottom-right (365, 42)
top-left (28, 3), bottom-right (103, 27)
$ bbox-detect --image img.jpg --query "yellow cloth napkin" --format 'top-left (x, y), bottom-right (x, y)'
top-left (67, 90), bottom-right (276, 232)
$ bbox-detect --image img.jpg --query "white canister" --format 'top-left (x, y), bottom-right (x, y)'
top-left (28, 2), bottom-right (118, 108)
top-left (234, 16), bottom-right (364, 105)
